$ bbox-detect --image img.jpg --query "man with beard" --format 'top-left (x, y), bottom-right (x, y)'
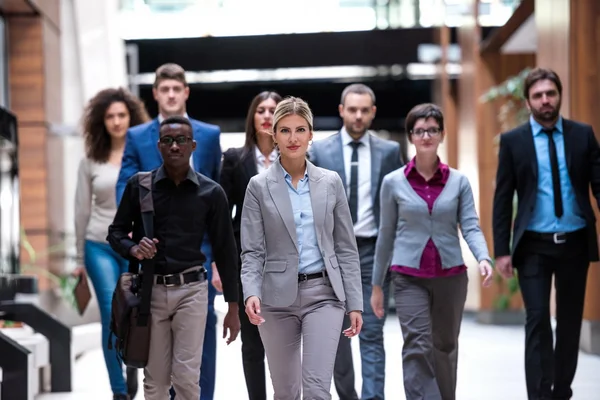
top-left (493, 68), bottom-right (600, 400)
top-left (309, 83), bottom-right (404, 400)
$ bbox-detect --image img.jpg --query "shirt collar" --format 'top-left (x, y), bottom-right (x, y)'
top-left (154, 165), bottom-right (199, 186)
top-left (281, 165), bottom-right (309, 182)
top-left (255, 146), bottom-right (278, 164)
top-left (158, 112), bottom-right (190, 124)
top-left (530, 115), bottom-right (563, 136)
top-left (404, 156), bottom-right (448, 180)
top-left (341, 127), bottom-right (370, 147)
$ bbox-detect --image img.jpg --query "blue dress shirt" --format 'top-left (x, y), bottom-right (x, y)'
top-left (282, 168), bottom-right (326, 274)
top-left (527, 116), bottom-right (586, 233)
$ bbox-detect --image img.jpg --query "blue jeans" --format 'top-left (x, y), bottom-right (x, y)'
top-left (170, 244), bottom-right (217, 400)
top-left (84, 240), bottom-right (129, 396)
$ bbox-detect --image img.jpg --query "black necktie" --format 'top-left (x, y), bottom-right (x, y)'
top-left (349, 141), bottom-right (361, 224)
top-left (542, 128), bottom-right (563, 218)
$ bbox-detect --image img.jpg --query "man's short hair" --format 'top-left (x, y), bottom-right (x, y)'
top-left (154, 63), bottom-right (188, 88)
top-left (160, 115), bottom-right (192, 130)
top-left (340, 83), bottom-right (376, 106)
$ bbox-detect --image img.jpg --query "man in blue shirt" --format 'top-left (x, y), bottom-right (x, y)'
top-left (493, 68), bottom-right (600, 400)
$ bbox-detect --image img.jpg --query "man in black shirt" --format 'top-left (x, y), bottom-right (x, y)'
top-left (107, 115), bottom-right (240, 400)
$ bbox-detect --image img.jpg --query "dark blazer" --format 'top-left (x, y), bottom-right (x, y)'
top-left (492, 119), bottom-right (600, 262)
top-left (116, 117), bottom-right (222, 203)
top-left (220, 146), bottom-right (258, 254)
top-left (308, 131), bottom-right (404, 229)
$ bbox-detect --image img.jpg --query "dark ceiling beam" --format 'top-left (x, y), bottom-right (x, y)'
top-left (480, 0), bottom-right (534, 54)
top-left (126, 28), bottom-right (435, 73)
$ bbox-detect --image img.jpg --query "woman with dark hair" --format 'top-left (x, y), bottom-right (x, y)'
top-left (371, 103), bottom-right (493, 400)
top-left (74, 87), bottom-right (150, 400)
top-left (219, 90), bottom-right (281, 400)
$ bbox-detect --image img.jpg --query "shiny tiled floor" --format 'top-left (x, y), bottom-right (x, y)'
top-left (37, 299), bottom-right (600, 400)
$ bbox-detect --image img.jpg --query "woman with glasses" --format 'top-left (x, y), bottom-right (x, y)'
top-left (370, 103), bottom-right (493, 400)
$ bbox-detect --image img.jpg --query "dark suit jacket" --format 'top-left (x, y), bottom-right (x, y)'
top-left (220, 146), bottom-right (258, 254)
top-left (492, 119), bottom-right (600, 262)
top-left (116, 117), bottom-right (222, 203)
top-left (308, 131), bottom-right (404, 229)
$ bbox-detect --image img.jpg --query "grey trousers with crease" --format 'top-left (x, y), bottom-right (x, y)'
top-left (259, 277), bottom-right (346, 400)
top-left (393, 271), bottom-right (468, 400)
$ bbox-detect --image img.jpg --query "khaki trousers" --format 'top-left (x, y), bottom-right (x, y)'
top-left (143, 277), bottom-right (208, 400)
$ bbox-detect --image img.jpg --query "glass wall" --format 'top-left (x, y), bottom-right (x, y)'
top-left (0, 15), bottom-right (20, 275)
top-left (0, 108), bottom-right (20, 275)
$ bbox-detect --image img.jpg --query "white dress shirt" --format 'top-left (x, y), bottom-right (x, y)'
top-left (255, 146), bottom-right (278, 174)
top-left (340, 127), bottom-right (377, 238)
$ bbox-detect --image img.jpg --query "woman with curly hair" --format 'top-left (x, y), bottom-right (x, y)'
top-left (74, 87), bottom-right (150, 400)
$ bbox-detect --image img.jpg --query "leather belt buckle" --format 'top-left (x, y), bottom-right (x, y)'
top-left (553, 232), bottom-right (567, 244)
top-left (298, 273), bottom-right (309, 282)
top-left (161, 273), bottom-right (183, 287)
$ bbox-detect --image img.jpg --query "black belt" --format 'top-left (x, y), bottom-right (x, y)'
top-left (298, 270), bottom-right (328, 282)
top-left (523, 229), bottom-right (586, 245)
top-left (154, 268), bottom-right (207, 287)
top-left (355, 236), bottom-right (377, 245)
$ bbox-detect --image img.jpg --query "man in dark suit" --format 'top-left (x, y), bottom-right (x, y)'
top-left (493, 67), bottom-right (600, 400)
top-left (116, 63), bottom-right (224, 400)
top-left (309, 83), bottom-right (404, 400)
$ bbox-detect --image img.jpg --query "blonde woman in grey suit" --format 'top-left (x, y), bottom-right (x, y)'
top-left (241, 97), bottom-right (363, 400)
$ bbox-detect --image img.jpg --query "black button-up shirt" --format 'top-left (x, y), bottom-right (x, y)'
top-left (107, 166), bottom-right (239, 302)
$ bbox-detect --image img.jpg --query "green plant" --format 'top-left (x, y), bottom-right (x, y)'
top-left (480, 67), bottom-right (532, 133)
top-left (481, 67), bottom-right (532, 311)
top-left (19, 229), bottom-right (79, 310)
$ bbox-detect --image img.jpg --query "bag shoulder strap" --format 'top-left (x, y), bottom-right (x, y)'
top-left (137, 171), bottom-right (155, 326)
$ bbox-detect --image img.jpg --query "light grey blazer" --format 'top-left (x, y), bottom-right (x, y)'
top-left (240, 159), bottom-right (363, 313)
top-left (372, 166), bottom-right (492, 286)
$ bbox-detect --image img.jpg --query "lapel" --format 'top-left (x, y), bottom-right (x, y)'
top-left (561, 119), bottom-right (574, 174)
top-left (329, 133), bottom-right (347, 190)
top-left (241, 148), bottom-right (258, 181)
top-left (522, 123), bottom-right (538, 180)
top-left (369, 134), bottom-right (384, 202)
top-left (149, 119), bottom-right (162, 164)
top-left (266, 160), bottom-right (298, 251)
top-left (307, 161), bottom-right (326, 247)
top-left (191, 121), bottom-right (203, 172)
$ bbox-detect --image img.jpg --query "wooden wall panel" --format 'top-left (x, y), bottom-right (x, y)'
top-left (477, 54), bottom-right (536, 311)
top-left (567, 0), bottom-right (600, 322)
top-left (535, 0), bottom-right (571, 117)
top-left (433, 25), bottom-right (458, 168)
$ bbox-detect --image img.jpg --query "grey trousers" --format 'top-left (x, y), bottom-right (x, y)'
top-left (393, 271), bottom-right (468, 400)
top-left (259, 277), bottom-right (346, 400)
top-left (143, 278), bottom-right (208, 400)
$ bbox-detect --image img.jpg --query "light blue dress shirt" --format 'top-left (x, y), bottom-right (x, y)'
top-left (282, 168), bottom-right (326, 274)
top-left (527, 116), bottom-right (586, 233)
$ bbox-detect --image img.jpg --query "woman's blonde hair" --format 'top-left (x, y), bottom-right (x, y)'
top-left (273, 96), bottom-right (314, 133)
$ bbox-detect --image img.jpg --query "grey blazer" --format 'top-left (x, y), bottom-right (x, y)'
top-left (308, 131), bottom-right (404, 228)
top-left (372, 167), bottom-right (492, 286)
top-left (240, 159), bottom-right (363, 313)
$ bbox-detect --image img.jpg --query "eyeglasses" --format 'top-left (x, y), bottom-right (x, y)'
top-left (410, 128), bottom-right (442, 138)
top-left (159, 135), bottom-right (192, 146)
